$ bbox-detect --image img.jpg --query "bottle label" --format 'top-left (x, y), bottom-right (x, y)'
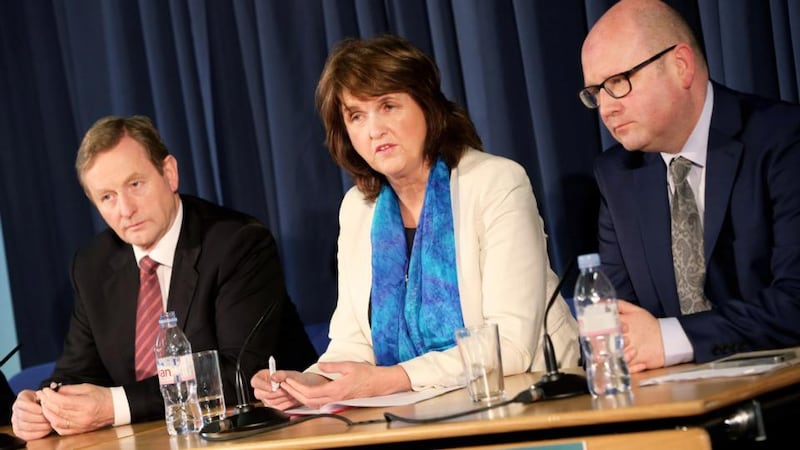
top-left (579, 303), bottom-right (621, 336)
top-left (156, 354), bottom-right (196, 386)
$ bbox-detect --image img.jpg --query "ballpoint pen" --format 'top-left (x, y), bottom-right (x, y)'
top-left (268, 355), bottom-right (279, 391)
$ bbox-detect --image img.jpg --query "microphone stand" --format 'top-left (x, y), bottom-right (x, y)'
top-left (200, 302), bottom-right (290, 440)
top-left (531, 259), bottom-right (589, 399)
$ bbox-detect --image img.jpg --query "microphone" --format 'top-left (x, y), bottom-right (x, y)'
top-left (199, 301), bottom-right (290, 440)
top-left (531, 258), bottom-right (589, 399)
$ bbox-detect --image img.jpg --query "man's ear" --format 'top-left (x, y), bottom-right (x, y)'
top-left (162, 155), bottom-right (179, 192)
top-left (672, 43), bottom-right (697, 89)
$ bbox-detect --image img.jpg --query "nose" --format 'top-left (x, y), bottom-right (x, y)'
top-left (597, 89), bottom-right (622, 118)
top-left (368, 116), bottom-right (387, 140)
top-left (117, 192), bottom-right (136, 218)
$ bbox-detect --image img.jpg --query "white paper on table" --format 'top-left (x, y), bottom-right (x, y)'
top-left (639, 362), bottom-right (789, 386)
top-left (285, 385), bottom-right (464, 415)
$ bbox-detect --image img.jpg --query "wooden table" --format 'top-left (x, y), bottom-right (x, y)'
top-left (4, 363), bottom-right (799, 449)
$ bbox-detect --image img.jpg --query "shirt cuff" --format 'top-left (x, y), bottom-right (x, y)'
top-left (659, 317), bottom-right (694, 366)
top-left (109, 386), bottom-right (132, 426)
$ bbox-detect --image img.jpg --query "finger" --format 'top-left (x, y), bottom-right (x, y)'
top-left (13, 398), bottom-right (44, 415)
top-left (52, 415), bottom-right (83, 436)
top-left (616, 300), bottom-right (636, 313)
top-left (11, 421), bottom-right (53, 441)
top-left (624, 348), bottom-right (638, 365)
top-left (628, 362), bottom-right (647, 373)
top-left (250, 370), bottom-right (271, 391)
top-left (12, 410), bottom-right (52, 430)
top-left (253, 387), bottom-right (284, 402)
top-left (40, 388), bottom-right (82, 415)
top-left (280, 379), bottom-right (335, 408)
top-left (261, 393), bottom-right (297, 410)
top-left (12, 408), bottom-right (51, 425)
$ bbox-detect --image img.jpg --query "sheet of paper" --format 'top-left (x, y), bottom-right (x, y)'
top-left (285, 385), bottom-right (464, 415)
top-left (639, 362), bottom-right (788, 386)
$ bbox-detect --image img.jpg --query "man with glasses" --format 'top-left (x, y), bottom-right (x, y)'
top-left (580, 0), bottom-right (800, 372)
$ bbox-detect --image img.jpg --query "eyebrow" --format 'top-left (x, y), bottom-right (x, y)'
top-left (342, 93), bottom-right (399, 111)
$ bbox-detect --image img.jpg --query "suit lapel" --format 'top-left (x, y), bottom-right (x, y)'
top-left (704, 86), bottom-right (744, 263)
top-left (168, 198), bottom-right (201, 329)
top-left (633, 153), bottom-right (681, 317)
top-left (104, 247), bottom-right (139, 373)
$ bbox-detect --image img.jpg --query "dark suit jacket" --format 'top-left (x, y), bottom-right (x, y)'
top-left (595, 83), bottom-right (800, 363)
top-left (0, 371), bottom-right (13, 425)
top-left (50, 195), bottom-right (318, 422)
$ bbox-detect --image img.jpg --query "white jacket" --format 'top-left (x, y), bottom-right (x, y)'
top-left (309, 149), bottom-right (579, 389)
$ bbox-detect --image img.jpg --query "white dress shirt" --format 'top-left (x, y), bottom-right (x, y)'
top-left (657, 81), bottom-right (713, 366)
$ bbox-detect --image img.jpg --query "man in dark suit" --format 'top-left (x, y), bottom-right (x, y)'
top-left (579, 0), bottom-right (800, 373)
top-left (10, 115), bottom-right (317, 440)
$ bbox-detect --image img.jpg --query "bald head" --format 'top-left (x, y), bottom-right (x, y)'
top-left (584, 0), bottom-right (706, 72)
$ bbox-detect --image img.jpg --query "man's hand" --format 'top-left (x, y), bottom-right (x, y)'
top-left (11, 389), bottom-right (53, 441)
top-left (618, 299), bottom-right (665, 373)
top-left (38, 384), bottom-right (114, 435)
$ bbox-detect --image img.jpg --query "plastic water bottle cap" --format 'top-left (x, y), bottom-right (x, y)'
top-left (158, 311), bottom-right (177, 326)
top-left (577, 253), bottom-right (601, 269)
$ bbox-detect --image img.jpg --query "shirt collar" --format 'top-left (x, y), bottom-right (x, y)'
top-left (133, 199), bottom-right (183, 269)
top-left (661, 80), bottom-right (714, 167)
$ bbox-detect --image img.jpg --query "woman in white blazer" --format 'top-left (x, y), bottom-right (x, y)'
top-left (252, 34), bottom-right (578, 410)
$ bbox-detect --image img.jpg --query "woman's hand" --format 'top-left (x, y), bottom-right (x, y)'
top-left (251, 369), bottom-right (328, 411)
top-left (279, 362), bottom-right (411, 409)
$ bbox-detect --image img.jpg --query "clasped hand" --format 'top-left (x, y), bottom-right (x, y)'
top-left (618, 299), bottom-right (666, 372)
top-left (11, 383), bottom-right (114, 440)
top-left (251, 361), bottom-right (411, 410)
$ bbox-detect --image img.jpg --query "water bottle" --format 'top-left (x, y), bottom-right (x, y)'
top-left (154, 311), bottom-right (202, 435)
top-left (573, 253), bottom-right (631, 396)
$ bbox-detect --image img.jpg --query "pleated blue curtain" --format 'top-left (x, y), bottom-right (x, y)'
top-left (2, 0), bottom-right (800, 367)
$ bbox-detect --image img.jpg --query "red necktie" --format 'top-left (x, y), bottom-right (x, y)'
top-left (134, 256), bottom-right (164, 381)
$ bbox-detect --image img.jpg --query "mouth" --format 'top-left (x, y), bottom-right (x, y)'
top-left (124, 220), bottom-right (146, 233)
top-left (611, 121), bottom-right (633, 135)
top-left (374, 143), bottom-right (395, 154)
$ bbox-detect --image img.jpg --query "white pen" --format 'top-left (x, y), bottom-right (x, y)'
top-left (268, 355), bottom-right (279, 391)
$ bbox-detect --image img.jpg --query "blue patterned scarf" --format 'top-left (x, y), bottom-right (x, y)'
top-left (371, 158), bottom-right (464, 366)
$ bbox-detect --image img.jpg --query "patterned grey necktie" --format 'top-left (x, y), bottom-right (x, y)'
top-left (670, 157), bottom-right (711, 314)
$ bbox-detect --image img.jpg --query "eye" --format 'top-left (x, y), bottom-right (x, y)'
top-left (605, 75), bottom-right (628, 92)
top-left (382, 102), bottom-right (396, 111)
top-left (348, 112), bottom-right (363, 123)
top-left (98, 192), bottom-right (115, 204)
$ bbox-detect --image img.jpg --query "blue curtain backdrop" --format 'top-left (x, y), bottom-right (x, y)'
top-left (1, 0), bottom-right (799, 367)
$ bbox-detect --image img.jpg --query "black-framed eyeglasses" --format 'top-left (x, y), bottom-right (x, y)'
top-left (578, 45), bottom-right (677, 109)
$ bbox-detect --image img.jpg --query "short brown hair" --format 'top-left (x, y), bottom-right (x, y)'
top-left (316, 34), bottom-right (483, 200)
top-left (76, 115), bottom-right (169, 189)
